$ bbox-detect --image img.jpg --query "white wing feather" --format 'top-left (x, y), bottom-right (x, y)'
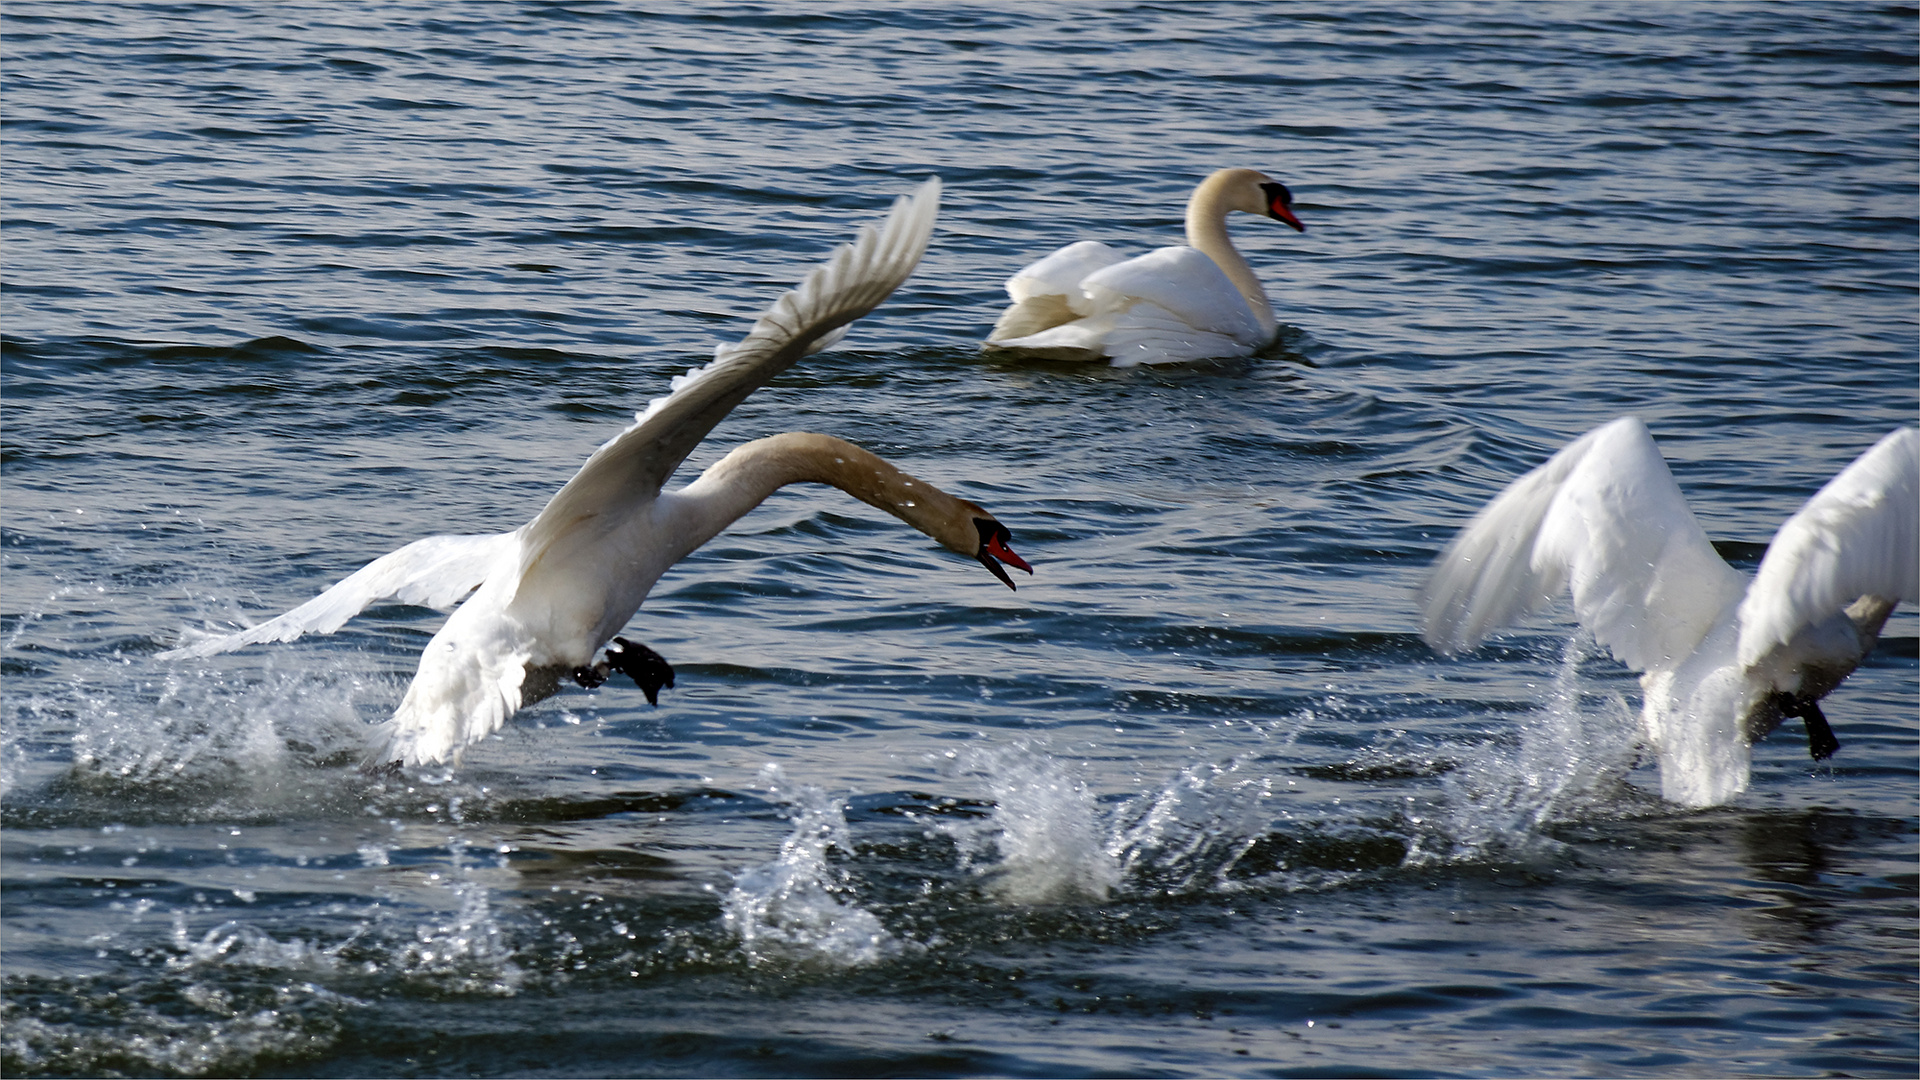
top-left (1421, 417), bottom-right (1747, 672)
top-left (1080, 246), bottom-right (1264, 349)
top-left (158, 532), bottom-right (515, 659)
top-left (1005, 240), bottom-right (1127, 311)
top-left (515, 177), bottom-right (942, 591)
top-left (1736, 427), bottom-right (1919, 668)
top-left (1088, 302), bottom-right (1251, 368)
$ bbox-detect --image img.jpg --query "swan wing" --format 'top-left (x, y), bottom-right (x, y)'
top-left (158, 531), bottom-right (517, 659)
top-left (989, 240), bottom-right (1129, 340)
top-left (1080, 246), bottom-right (1264, 349)
top-left (1084, 301), bottom-right (1253, 367)
top-left (1421, 416), bottom-right (1747, 672)
top-left (1005, 240), bottom-right (1128, 305)
top-left (516, 178), bottom-right (941, 583)
top-left (1736, 426), bottom-right (1919, 668)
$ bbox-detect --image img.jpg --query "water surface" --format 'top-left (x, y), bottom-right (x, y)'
top-left (3, 3), bottom-right (1916, 1076)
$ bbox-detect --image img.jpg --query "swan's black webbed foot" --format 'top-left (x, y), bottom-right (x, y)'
top-left (571, 664), bottom-right (607, 690)
top-left (1771, 693), bottom-right (1840, 761)
top-left (1789, 699), bottom-right (1841, 762)
top-left (605, 636), bottom-right (674, 706)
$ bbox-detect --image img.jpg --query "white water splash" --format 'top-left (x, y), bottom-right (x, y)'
top-left (1107, 756), bottom-right (1285, 893)
top-left (721, 765), bottom-right (900, 967)
top-left (1407, 634), bottom-right (1646, 866)
top-left (940, 744), bottom-right (1122, 904)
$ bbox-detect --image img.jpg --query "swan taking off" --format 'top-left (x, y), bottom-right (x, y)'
top-left (1420, 418), bottom-right (1916, 808)
top-left (162, 178), bottom-right (1032, 769)
top-left (983, 168), bottom-right (1305, 366)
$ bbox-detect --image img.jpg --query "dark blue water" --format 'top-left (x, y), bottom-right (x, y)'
top-left (3, 3), bottom-right (1915, 1076)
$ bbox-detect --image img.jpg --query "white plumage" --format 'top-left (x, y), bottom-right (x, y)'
top-left (1421, 418), bottom-right (1917, 807)
top-left (161, 179), bottom-right (1029, 769)
top-left (983, 168), bottom-right (1305, 366)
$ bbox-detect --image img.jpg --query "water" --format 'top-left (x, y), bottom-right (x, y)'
top-left (3, 2), bottom-right (1915, 1076)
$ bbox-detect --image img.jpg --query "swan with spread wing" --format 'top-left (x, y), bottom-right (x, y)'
top-left (1420, 417), bottom-right (1916, 807)
top-left (163, 178), bottom-right (1032, 768)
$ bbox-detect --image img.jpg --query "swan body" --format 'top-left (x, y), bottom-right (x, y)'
top-left (163, 178), bottom-right (1032, 768)
top-left (984, 168), bottom-right (1305, 367)
top-left (1420, 418), bottom-right (1917, 807)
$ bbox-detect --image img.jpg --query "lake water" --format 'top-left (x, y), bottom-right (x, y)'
top-left (3, 2), bottom-right (1916, 1076)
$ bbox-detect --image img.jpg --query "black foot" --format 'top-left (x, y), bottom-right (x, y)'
top-left (571, 664), bottom-right (607, 690)
top-left (1793, 700), bottom-right (1841, 762)
top-left (605, 636), bottom-right (674, 706)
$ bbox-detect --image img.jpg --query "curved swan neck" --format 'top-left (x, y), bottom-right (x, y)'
top-left (1184, 170), bottom-right (1277, 340)
top-left (671, 432), bottom-right (985, 557)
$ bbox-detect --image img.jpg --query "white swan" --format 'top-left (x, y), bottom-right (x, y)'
top-left (983, 168), bottom-right (1305, 367)
top-left (1420, 417), bottom-right (1917, 808)
top-left (161, 178), bottom-right (1032, 769)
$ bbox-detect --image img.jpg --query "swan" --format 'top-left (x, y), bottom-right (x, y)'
top-left (1420, 417), bottom-right (1916, 808)
top-left (161, 178), bottom-right (1032, 769)
top-left (983, 167), bottom-right (1305, 367)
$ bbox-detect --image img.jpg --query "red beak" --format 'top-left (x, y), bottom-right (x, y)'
top-left (986, 534), bottom-right (1032, 575)
top-left (1271, 200), bottom-right (1305, 232)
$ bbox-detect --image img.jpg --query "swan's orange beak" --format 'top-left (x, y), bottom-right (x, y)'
top-left (974, 519), bottom-right (1033, 590)
top-left (1260, 181), bottom-right (1306, 232)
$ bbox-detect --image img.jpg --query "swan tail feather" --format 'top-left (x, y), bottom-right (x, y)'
top-left (362, 635), bottom-right (530, 769)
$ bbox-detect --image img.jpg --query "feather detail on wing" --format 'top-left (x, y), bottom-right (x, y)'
top-left (1420, 417), bottom-right (1748, 672)
top-left (986, 244), bottom-right (1263, 363)
top-left (1736, 426), bottom-right (1919, 669)
top-left (988, 240), bottom-right (1127, 340)
top-left (1080, 246), bottom-right (1264, 349)
top-left (158, 532), bottom-right (517, 659)
top-left (515, 177), bottom-right (941, 588)
top-left (362, 625), bottom-right (529, 769)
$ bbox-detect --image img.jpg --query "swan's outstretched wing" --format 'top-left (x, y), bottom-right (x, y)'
top-left (158, 532), bottom-right (516, 659)
top-left (1421, 417), bottom-right (1748, 672)
top-left (516, 178), bottom-right (941, 584)
top-left (1737, 426), bottom-right (1919, 667)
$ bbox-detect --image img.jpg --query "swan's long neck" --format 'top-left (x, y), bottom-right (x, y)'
top-left (1185, 175), bottom-right (1277, 341)
top-left (664, 432), bottom-right (987, 561)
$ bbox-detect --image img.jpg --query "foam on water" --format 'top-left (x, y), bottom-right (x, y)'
top-left (721, 764), bottom-right (902, 968)
top-left (931, 655), bottom-right (1661, 907)
top-left (939, 744), bottom-right (1123, 903)
top-left (1407, 634), bottom-right (1654, 866)
top-left (1, 833), bottom-right (522, 1076)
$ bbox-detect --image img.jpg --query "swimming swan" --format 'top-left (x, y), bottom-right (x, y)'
top-left (983, 168), bottom-right (1305, 366)
top-left (162, 178), bottom-right (1031, 768)
top-left (1420, 417), bottom-right (1916, 807)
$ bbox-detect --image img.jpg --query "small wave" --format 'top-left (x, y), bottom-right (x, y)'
top-left (1, 834), bottom-right (518, 1077)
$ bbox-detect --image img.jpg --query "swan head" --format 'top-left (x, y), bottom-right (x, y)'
top-left (968, 512), bottom-right (1032, 590)
top-left (1198, 168), bottom-right (1306, 232)
top-left (1258, 180), bottom-right (1305, 232)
